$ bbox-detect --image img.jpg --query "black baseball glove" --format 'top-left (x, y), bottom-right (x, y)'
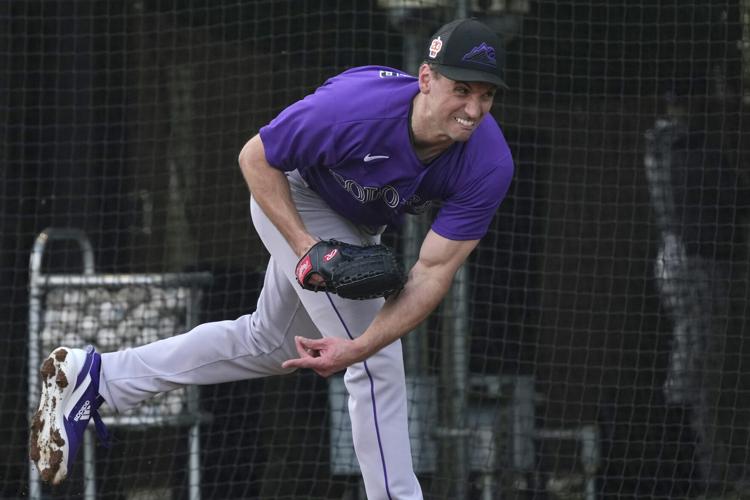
top-left (295, 240), bottom-right (406, 300)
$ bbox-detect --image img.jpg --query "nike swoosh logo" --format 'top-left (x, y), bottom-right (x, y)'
top-left (363, 153), bottom-right (390, 162)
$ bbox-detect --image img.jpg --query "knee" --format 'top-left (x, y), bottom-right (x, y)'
top-left (343, 358), bottom-right (406, 396)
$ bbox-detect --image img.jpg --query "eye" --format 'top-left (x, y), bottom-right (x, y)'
top-left (454, 86), bottom-right (470, 95)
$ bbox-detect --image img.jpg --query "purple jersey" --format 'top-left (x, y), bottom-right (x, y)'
top-left (259, 66), bottom-right (514, 240)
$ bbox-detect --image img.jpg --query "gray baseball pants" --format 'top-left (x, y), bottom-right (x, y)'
top-left (97, 170), bottom-right (423, 500)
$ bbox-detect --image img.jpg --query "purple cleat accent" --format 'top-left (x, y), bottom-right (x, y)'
top-left (30, 345), bottom-right (109, 485)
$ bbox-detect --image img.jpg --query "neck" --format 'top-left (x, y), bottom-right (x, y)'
top-left (409, 94), bottom-right (453, 163)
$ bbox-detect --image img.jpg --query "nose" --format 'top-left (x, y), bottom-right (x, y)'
top-left (464, 96), bottom-right (482, 119)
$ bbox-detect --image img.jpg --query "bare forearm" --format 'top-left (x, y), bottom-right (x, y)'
top-left (238, 135), bottom-right (317, 257)
top-left (350, 264), bottom-right (452, 361)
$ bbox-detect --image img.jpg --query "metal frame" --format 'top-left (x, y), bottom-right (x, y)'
top-left (28, 228), bottom-right (212, 499)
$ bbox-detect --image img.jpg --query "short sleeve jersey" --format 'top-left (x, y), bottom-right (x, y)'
top-left (259, 66), bottom-right (514, 241)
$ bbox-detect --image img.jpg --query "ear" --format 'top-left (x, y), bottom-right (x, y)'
top-left (417, 64), bottom-right (432, 94)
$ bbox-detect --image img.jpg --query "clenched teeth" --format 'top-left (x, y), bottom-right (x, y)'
top-left (455, 117), bottom-right (474, 127)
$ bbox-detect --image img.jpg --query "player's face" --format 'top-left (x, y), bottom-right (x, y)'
top-left (424, 69), bottom-right (496, 142)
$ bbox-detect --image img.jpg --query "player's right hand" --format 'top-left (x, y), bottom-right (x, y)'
top-left (282, 336), bottom-right (365, 377)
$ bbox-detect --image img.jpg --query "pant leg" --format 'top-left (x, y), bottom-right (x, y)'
top-left (253, 175), bottom-right (422, 500)
top-left (99, 256), bottom-right (319, 412)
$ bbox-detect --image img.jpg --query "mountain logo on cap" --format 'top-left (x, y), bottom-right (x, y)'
top-left (462, 42), bottom-right (497, 68)
top-left (428, 37), bottom-right (443, 59)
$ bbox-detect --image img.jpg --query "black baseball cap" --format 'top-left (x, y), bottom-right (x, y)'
top-left (424, 18), bottom-right (508, 89)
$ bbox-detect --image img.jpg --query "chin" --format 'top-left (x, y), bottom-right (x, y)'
top-left (451, 130), bottom-right (474, 142)
top-left (447, 122), bottom-right (478, 141)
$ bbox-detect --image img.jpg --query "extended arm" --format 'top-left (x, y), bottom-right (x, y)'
top-left (282, 230), bottom-right (479, 376)
top-left (238, 134), bottom-right (318, 257)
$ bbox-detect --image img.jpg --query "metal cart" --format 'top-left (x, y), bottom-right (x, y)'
top-left (28, 228), bottom-right (212, 499)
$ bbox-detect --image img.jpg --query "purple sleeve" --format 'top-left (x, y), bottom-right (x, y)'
top-left (431, 155), bottom-right (514, 241)
top-left (258, 89), bottom-right (338, 172)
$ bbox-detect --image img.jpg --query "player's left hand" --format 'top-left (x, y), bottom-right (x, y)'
top-left (281, 336), bottom-right (363, 377)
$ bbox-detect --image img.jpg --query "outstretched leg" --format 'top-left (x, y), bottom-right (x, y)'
top-left (98, 256), bottom-right (320, 412)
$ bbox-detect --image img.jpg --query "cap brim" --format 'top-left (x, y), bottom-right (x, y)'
top-left (436, 64), bottom-right (509, 89)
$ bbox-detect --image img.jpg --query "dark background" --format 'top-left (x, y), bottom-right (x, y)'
top-left (1, 1), bottom-right (749, 498)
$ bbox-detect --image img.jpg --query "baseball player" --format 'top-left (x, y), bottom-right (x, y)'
top-left (31, 18), bottom-right (514, 500)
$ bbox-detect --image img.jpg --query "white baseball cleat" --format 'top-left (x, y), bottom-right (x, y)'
top-left (29, 345), bottom-right (108, 485)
